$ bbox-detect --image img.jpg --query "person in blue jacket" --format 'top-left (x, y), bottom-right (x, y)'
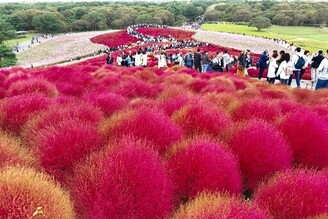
top-left (258, 49), bottom-right (269, 80)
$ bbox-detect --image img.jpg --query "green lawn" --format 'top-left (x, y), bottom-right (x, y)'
top-left (4, 33), bottom-right (35, 47)
top-left (202, 23), bottom-right (328, 52)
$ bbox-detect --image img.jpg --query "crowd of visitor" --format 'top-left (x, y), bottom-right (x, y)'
top-left (102, 24), bottom-right (328, 90)
top-left (257, 48), bottom-right (328, 90)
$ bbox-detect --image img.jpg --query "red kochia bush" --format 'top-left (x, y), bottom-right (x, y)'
top-left (0, 94), bottom-right (52, 134)
top-left (254, 169), bottom-right (328, 219)
top-left (167, 138), bottom-right (242, 203)
top-left (71, 138), bottom-right (173, 219)
top-left (0, 167), bottom-right (75, 219)
top-left (278, 110), bottom-right (328, 169)
top-left (22, 101), bottom-right (104, 149)
top-left (229, 119), bottom-right (292, 190)
top-left (172, 99), bottom-right (232, 139)
top-left (232, 98), bottom-right (282, 122)
top-left (83, 92), bottom-right (128, 117)
top-left (33, 119), bottom-right (105, 182)
top-left (101, 107), bottom-right (184, 154)
top-left (174, 192), bottom-right (269, 219)
top-left (7, 77), bottom-right (58, 97)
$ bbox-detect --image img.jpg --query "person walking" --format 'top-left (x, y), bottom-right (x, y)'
top-left (222, 50), bottom-right (230, 72)
top-left (310, 50), bottom-right (325, 89)
top-left (300, 50), bottom-right (311, 80)
top-left (315, 50), bottom-right (328, 90)
top-left (288, 47), bottom-right (304, 88)
top-left (267, 53), bottom-right (279, 84)
top-left (194, 48), bottom-right (201, 72)
top-left (236, 51), bottom-right (247, 77)
top-left (277, 53), bottom-right (292, 85)
top-left (257, 49), bottom-right (269, 80)
top-left (184, 50), bottom-right (193, 68)
top-left (201, 51), bottom-right (211, 73)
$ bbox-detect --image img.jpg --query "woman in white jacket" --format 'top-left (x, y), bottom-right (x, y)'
top-left (267, 53), bottom-right (279, 84)
top-left (277, 53), bottom-right (292, 85)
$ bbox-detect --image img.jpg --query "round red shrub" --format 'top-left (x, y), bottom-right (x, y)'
top-left (0, 167), bottom-right (75, 219)
top-left (22, 101), bottom-right (104, 149)
top-left (278, 110), bottom-right (328, 169)
top-left (83, 92), bottom-right (128, 117)
top-left (167, 138), bottom-right (242, 203)
top-left (172, 99), bottom-right (232, 138)
top-left (70, 138), bottom-right (173, 219)
top-left (0, 94), bottom-right (52, 134)
top-left (229, 119), bottom-right (292, 190)
top-left (232, 98), bottom-right (282, 122)
top-left (35, 119), bottom-right (105, 181)
top-left (101, 107), bottom-right (184, 154)
top-left (7, 77), bottom-right (58, 97)
top-left (174, 192), bottom-right (269, 219)
top-left (254, 169), bottom-right (328, 219)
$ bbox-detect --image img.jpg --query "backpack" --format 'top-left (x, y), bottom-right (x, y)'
top-left (295, 55), bottom-right (305, 69)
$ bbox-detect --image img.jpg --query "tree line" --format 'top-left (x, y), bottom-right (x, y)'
top-left (0, 1), bottom-right (211, 33)
top-left (205, 1), bottom-right (328, 27)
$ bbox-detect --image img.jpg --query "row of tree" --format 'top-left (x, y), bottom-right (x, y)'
top-left (0, 1), bottom-right (211, 33)
top-left (204, 1), bottom-right (328, 27)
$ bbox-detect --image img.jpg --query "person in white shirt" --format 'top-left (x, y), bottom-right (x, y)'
top-left (267, 53), bottom-right (279, 84)
top-left (288, 47), bottom-right (303, 88)
top-left (300, 50), bottom-right (311, 80)
top-left (116, 55), bottom-right (122, 66)
top-left (222, 50), bottom-right (230, 72)
top-left (134, 51), bottom-right (142, 67)
top-left (177, 52), bottom-right (184, 66)
top-left (156, 52), bottom-right (167, 68)
top-left (277, 53), bottom-right (292, 85)
top-left (141, 52), bottom-right (147, 67)
top-left (315, 50), bottom-right (328, 90)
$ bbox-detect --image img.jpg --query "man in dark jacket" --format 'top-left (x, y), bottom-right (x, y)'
top-left (194, 48), bottom-right (201, 72)
top-left (258, 49), bottom-right (269, 80)
top-left (311, 50), bottom-right (325, 88)
top-left (184, 50), bottom-right (193, 68)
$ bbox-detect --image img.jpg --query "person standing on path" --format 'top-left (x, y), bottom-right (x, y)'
top-left (194, 48), bottom-right (202, 72)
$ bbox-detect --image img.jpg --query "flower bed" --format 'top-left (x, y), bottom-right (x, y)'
top-left (0, 27), bottom-right (326, 218)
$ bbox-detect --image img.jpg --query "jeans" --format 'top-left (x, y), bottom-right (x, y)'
top-left (315, 79), bottom-right (328, 90)
top-left (288, 70), bottom-right (300, 87)
top-left (202, 64), bottom-right (209, 73)
top-left (258, 68), bottom-right (265, 80)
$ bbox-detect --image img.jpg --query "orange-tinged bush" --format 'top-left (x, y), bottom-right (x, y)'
top-left (7, 78), bottom-right (59, 97)
top-left (173, 192), bottom-right (269, 219)
top-left (0, 130), bottom-right (38, 168)
top-left (0, 167), bottom-right (75, 219)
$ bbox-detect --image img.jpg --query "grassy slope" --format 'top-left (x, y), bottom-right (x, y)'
top-left (4, 33), bottom-right (35, 47)
top-left (202, 23), bottom-right (328, 52)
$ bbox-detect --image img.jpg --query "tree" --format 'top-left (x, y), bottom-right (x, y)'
top-left (204, 10), bottom-right (219, 22)
top-left (155, 10), bottom-right (175, 26)
top-left (82, 11), bottom-right (107, 31)
top-left (135, 14), bottom-right (162, 25)
top-left (231, 9), bottom-right (253, 22)
top-left (249, 16), bottom-right (272, 31)
top-left (32, 12), bottom-right (66, 33)
top-left (0, 44), bottom-right (16, 67)
top-left (183, 4), bottom-right (204, 22)
top-left (0, 18), bottom-right (15, 44)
